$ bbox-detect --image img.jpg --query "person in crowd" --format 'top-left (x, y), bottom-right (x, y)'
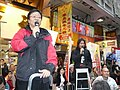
top-left (56, 67), bottom-right (68, 90)
top-left (100, 48), bottom-right (105, 65)
top-left (0, 76), bottom-right (6, 90)
top-left (92, 67), bottom-right (119, 90)
top-left (0, 75), bottom-right (10, 90)
top-left (69, 64), bottom-right (75, 90)
top-left (71, 38), bottom-right (92, 89)
top-left (52, 66), bottom-right (58, 90)
top-left (106, 47), bottom-right (116, 72)
top-left (11, 9), bottom-right (57, 90)
top-left (92, 80), bottom-right (111, 90)
top-left (69, 64), bottom-right (75, 84)
top-left (58, 57), bottom-right (64, 67)
top-left (9, 64), bottom-right (16, 89)
top-left (90, 67), bottom-right (98, 83)
top-left (110, 64), bottom-right (120, 85)
top-left (101, 64), bottom-right (107, 69)
top-left (0, 59), bottom-right (9, 78)
top-left (6, 71), bottom-right (14, 90)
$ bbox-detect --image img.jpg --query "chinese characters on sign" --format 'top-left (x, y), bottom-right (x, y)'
top-left (58, 3), bottom-right (72, 44)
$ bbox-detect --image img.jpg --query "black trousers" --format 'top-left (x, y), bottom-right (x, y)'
top-left (15, 78), bottom-right (49, 90)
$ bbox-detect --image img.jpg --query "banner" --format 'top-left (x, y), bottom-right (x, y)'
top-left (57, 3), bottom-right (72, 44)
top-left (114, 48), bottom-right (120, 67)
top-left (65, 37), bottom-right (73, 81)
top-left (87, 42), bottom-right (101, 75)
top-left (72, 19), bottom-right (94, 37)
top-left (47, 30), bottom-right (58, 46)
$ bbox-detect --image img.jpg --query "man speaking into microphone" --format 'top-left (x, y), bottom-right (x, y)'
top-left (11, 9), bottom-right (57, 90)
top-left (71, 38), bottom-right (92, 89)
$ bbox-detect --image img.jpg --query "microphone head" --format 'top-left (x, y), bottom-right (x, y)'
top-left (81, 46), bottom-right (84, 48)
top-left (35, 21), bottom-right (39, 26)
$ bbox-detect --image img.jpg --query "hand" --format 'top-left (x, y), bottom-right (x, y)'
top-left (32, 26), bottom-right (39, 37)
top-left (80, 48), bottom-right (84, 54)
top-left (60, 83), bottom-right (64, 87)
top-left (67, 82), bottom-right (71, 85)
top-left (39, 69), bottom-right (50, 78)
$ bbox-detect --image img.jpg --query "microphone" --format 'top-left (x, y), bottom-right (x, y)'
top-left (35, 21), bottom-right (39, 26)
top-left (34, 21), bottom-right (40, 38)
top-left (81, 46), bottom-right (84, 49)
top-left (81, 46), bottom-right (84, 54)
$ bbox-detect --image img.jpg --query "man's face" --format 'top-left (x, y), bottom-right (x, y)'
top-left (10, 64), bottom-right (15, 72)
top-left (1, 59), bottom-right (4, 65)
top-left (102, 68), bottom-right (109, 78)
top-left (28, 12), bottom-right (42, 28)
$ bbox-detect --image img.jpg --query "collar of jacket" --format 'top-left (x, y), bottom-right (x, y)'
top-left (25, 25), bottom-right (50, 38)
top-left (25, 25), bottom-right (32, 31)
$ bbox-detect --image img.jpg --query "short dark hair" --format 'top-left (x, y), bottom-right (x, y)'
top-left (27, 9), bottom-right (42, 19)
top-left (92, 80), bottom-right (111, 90)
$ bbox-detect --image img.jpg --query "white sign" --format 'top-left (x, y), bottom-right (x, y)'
top-left (47, 30), bottom-right (58, 46)
top-left (116, 50), bottom-right (120, 67)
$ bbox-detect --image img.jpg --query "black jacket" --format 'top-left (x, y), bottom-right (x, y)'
top-left (56, 74), bottom-right (68, 87)
top-left (71, 48), bottom-right (92, 72)
top-left (11, 26), bottom-right (57, 82)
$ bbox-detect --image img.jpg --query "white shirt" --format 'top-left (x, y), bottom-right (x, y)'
top-left (92, 76), bottom-right (119, 90)
top-left (60, 74), bottom-right (65, 90)
top-left (60, 74), bottom-right (65, 86)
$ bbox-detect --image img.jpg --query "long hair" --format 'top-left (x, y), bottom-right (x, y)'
top-left (57, 67), bottom-right (65, 76)
top-left (76, 38), bottom-right (86, 50)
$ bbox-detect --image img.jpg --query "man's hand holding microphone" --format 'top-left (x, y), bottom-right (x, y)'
top-left (32, 21), bottom-right (40, 38)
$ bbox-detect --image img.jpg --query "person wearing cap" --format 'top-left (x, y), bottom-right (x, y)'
top-left (11, 9), bottom-right (57, 90)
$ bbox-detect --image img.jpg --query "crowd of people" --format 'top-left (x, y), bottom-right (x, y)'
top-left (0, 57), bottom-right (120, 90)
top-left (0, 59), bottom-right (16, 90)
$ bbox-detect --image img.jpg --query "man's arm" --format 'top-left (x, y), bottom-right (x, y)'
top-left (38, 35), bottom-right (57, 78)
top-left (45, 35), bottom-right (57, 72)
top-left (11, 29), bottom-right (35, 53)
